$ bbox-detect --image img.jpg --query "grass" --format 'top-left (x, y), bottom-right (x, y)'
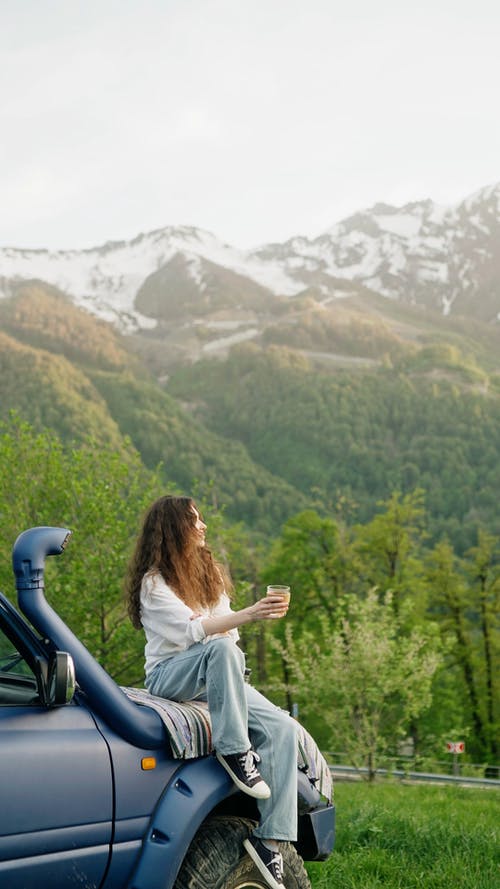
top-left (306, 781), bottom-right (499, 889)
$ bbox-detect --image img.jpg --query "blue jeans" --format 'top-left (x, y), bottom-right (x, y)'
top-left (146, 637), bottom-right (298, 841)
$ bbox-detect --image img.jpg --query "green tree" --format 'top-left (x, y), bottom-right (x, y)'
top-left (354, 490), bottom-right (428, 618)
top-left (0, 414), bottom-right (163, 683)
top-left (258, 509), bottom-right (360, 707)
top-left (426, 540), bottom-right (492, 759)
top-left (465, 531), bottom-right (500, 758)
top-left (0, 414), bottom-right (69, 595)
top-left (48, 444), bottom-right (163, 683)
top-left (278, 590), bottom-right (442, 779)
top-left (262, 509), bottom-right (359, 625)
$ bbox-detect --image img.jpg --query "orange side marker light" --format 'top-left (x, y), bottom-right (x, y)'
top-left (141, 757), bottom-right (157, 770)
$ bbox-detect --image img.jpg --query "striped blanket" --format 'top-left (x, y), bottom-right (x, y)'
top-left (121, 686), bottom-right (333, 804)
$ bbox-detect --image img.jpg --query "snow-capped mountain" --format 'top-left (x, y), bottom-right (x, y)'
top-left (1, 183), bottom-right (499, 332)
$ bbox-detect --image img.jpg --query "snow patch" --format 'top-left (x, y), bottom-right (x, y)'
top-left (373, 212), bottom-right (422, 238)
top-left (418, 261), bottom-right (449, 284)
top-left (469, 214), bottom-right (490, 235)
top-left (185, 254), bottom-right (206, 291)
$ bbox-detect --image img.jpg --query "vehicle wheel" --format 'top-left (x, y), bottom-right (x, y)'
top-left (173, 815), bottom-right (311, 889)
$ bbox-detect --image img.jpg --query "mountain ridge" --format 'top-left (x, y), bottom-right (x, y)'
top-left (1, 183), bottom-right (499, 336)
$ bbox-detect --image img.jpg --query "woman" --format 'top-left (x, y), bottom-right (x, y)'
top-left (125, 494), bottom-right (298, 889)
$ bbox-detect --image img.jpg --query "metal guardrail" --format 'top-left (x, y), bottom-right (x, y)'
top-left (329, 763), bottom-right (500, 788)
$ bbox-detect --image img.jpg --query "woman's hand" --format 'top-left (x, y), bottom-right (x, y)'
top-left (247, 595), bottom-right (290, 622)
top-left (199, 595), bottom-right (289, 637)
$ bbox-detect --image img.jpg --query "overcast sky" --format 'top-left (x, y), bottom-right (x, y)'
top-left (1, 0), bottom-right (499, 250)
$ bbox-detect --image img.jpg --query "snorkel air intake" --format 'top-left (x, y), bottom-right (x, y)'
top-left (13, 526), bottom-right (72, 590)
top-left (12, 527), bottom-right (165, 749)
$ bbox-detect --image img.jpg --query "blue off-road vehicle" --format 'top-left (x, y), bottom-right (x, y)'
top-left (0, 526), bottom-right (335, 889)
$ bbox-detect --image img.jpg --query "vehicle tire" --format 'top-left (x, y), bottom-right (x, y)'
top-left (173, 815), bottom-right (311, 889)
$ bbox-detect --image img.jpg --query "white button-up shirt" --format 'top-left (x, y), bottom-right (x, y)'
top-left (140, 571), bottom-right (239, 677)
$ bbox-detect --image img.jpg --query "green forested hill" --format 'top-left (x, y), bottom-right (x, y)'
top-left (0, 281), bottom-right (133, 370)
top-left (88, 368), bottom-right (308, 530)
top-left (0, 286), bottom-right (307, 532)
top-left (0, 329), bottom-right (126, 449)
top-left (2, 282), bottom-right (500, 545)
top-left (168, 344), bottom-right (500, 550)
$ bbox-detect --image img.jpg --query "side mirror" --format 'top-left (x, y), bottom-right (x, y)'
top-left (45, 651), bottom-right (76, 707)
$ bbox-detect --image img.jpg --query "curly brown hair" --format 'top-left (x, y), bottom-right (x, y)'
top-left (125, 495), bottom-right (232, 629)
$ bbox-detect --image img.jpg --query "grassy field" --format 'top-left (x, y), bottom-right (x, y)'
top-left (306, 781), bottom-right (499, 889)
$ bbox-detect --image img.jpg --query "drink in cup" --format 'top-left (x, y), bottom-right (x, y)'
top-left (267, 584), bottom-right (291, 604)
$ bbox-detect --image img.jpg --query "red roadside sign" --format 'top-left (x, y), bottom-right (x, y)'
top-left (446, 741), bottom-right (465, 753)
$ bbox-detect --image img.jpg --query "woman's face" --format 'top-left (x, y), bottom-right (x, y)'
top-left (190, 505), bottom-right (207, 547)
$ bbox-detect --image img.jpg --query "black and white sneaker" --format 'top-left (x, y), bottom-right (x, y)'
top-left (243, 836), bottom-right (285, 889)
top-left (215, 749), bottom-right (271, 799)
